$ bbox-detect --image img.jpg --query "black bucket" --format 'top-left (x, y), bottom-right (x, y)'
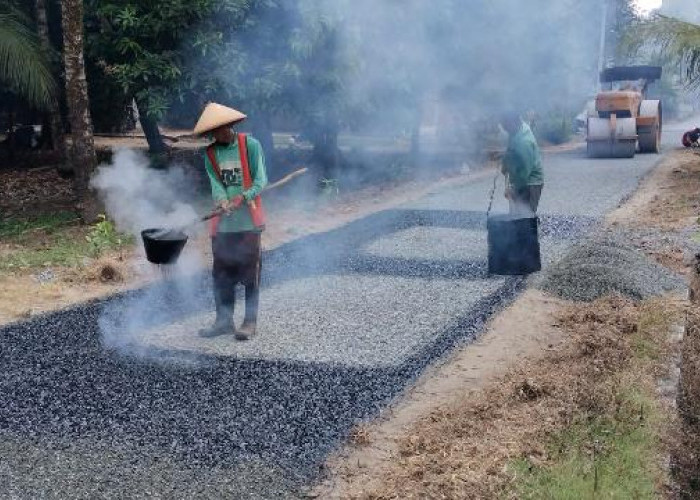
top-left (141, 228), bottom-right (188, 265)
top-left (487, 215), bottom-right (541, 275)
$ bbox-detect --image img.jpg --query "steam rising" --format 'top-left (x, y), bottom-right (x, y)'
top-left (91, 1), bottom-right (616, 357)
top-left (91, 149), bottom-right (208, 358)
top-left (91, 149), bottom-right (200, 237)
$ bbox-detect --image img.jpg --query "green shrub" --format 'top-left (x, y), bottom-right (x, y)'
top-left (535, 112), bottom-right (575, 145)
top-left (85, 215), bottom-right (129, 257)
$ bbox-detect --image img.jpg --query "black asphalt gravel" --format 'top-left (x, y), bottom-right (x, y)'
top-left (1, 209), bottom-right (587, 498)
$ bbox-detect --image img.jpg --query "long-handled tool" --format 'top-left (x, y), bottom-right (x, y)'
top-left (142, 167), bottom-right (308, 264)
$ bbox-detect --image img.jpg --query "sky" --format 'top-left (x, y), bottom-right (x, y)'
top-left (635, 0), bottom-right (663, 13)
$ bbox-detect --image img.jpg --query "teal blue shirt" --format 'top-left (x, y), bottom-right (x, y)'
top-left (204, 135), bottom-right (268, 233)
top-left (502, 123), bottom-right (544, 190)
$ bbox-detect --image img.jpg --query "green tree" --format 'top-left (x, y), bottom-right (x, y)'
top-left (0, 0), bottom-right (55, 108)
top-left (627, 14), bottom-right (700, 90)
top-left (173, 0), bottom-right (302, 172)
top-left (85, 0), bottom-right (256, 154)
top-left (288, 2), bottom-right (361, 179)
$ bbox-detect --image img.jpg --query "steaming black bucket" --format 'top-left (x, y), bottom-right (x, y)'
top-left (141, 228), bottom-right (188, 265)
top-left (487, 215), bottom-right (541, 275)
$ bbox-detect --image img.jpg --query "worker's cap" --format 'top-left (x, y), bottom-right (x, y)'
top-left (193, 102), bottom-right (247, 136)
top-left (499, 111), bottom-right (522, 126)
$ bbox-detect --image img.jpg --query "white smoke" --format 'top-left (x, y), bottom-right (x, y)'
top-left (90, 149), bottom-right (201, 237)
top-left (91, 148), bottom-right (211, 359)
top-left (661, 0), bottom-right (700, 24)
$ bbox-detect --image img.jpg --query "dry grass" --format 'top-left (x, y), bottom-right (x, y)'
top-left (676, 308), bottom-right (700, 498)
top-left (348, 424), bottom-right (373, 448)
top-left (346, 295), bottom-right (681, 499)
top-left (636, 151), bottom-right (700, 231)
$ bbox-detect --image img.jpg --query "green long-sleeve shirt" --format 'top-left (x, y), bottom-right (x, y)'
top-left (204, 135), bottom-right (268, 233)
top-left (501, 123), bottom-right (544, 190)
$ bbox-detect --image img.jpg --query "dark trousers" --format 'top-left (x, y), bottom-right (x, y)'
top-left (212, 232), bottom-right (262, 324)
top-left (509, 184), bottom-right (543, 216)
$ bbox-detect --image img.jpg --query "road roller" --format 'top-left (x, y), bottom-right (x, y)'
top-left (587, 65), bottom-right (663, 159)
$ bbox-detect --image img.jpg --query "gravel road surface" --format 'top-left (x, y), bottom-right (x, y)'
top-left (0, 130), bottom-right (681, 498)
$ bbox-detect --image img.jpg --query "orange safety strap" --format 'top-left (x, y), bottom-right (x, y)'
top-left (206, 135), bottom-right (266, 236)
top-left (237, 133), bottom-right (266, 229)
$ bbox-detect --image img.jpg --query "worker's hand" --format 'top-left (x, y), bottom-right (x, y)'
top-left (504, 187), bottom-right (512, 200)
top-left (217, 199), bottom-right (232, 214)
top-left (230, 195), bottom-right (245, 210)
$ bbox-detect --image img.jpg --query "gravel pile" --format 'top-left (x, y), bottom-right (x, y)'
top-left (537, 231), bottom-right (685, 301)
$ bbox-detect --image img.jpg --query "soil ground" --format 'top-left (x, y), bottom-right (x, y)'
top-left (311, 148), bottom-right (698, 498)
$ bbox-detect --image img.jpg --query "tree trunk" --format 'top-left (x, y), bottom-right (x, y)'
top-left (250, 112), bottom-right (275, 177)
top-left (35, 0), bottom-right (68, 167)
top-left (7, 108), bottom-right (16, 162)
top-left (690, 254), bottom-right (700, 305)
top-left (136, 100), bottom-right (167, 155)
top-left (311, 122), bottom-right (341, 181)
top-left (61, 0), bottom-right (100, 222)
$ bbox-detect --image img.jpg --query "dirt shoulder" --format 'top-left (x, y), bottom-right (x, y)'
top-left (315, 295), bottom-right (682, 499)
top-left (607, 148), bottom-right (700, 276)
top-left (312, 290), bottom-right (570, 498)
top-left (607, 148), bottom-right (700, 232)
top-left (312, 149), bottom-right (697, 498)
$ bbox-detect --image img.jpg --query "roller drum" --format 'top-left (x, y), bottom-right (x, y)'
top-left (586, 116), bottom-right (637, 158)
top-left (638, 100), bottom-right (662, 154)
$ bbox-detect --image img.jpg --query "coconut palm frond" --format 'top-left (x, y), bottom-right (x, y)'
top-left (0, 4), bottom-right (55, 107)
top-left (626, 14), bottom-right (700, 90)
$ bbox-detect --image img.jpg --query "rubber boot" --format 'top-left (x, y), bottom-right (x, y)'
top-left (236, 320), bottom-right (256, 340)
top-left (199, 306), bottom-right (234, 338)
top-left (235, 285), bottom-right (258, 341)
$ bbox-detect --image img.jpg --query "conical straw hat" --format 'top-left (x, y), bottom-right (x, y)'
top-left (193, 102), bottom-right (247, 135)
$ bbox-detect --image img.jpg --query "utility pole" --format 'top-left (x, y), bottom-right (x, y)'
top-left (597, 0), bottom-right (609, 90)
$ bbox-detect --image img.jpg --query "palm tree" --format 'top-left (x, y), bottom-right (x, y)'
top-left (627, 15), bottom-right (700, 90)
top-left (0, 1), bottom-right (55, 107)
top-left (35, 0), bottom-right (66, 158)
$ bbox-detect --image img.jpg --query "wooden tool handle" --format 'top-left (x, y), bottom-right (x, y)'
top-left (263, 167), bottom-right (308, 191)
top-left (204, 167), bottom-right (308, 219)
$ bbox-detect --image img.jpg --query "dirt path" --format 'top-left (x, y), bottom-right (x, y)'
top-left (312, 148), bottom-right (697, 498)
top-left (607, 148), bottom-right (700, 231)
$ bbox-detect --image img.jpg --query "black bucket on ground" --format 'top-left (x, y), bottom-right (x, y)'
top-left (487, 215), bottom-right (541, 275)
top-left (141, 228), bottom-right (188, 265)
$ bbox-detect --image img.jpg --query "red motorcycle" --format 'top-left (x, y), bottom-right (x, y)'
top-left (682, 128), bottom-right (700, 148)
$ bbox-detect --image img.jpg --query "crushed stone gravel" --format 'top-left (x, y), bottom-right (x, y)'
top-left (0, 208), bottom-right (585, 497)
top-left (537, 230), bottom-right (685, 301)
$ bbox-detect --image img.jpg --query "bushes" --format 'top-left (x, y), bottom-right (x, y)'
top-left (533, 110), bottom-right (575, 145)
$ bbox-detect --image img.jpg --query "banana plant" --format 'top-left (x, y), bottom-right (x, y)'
top-left (0, 0), bottom-right (55, 108)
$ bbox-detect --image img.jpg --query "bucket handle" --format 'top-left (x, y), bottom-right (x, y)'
top-left (486, 173), bottom-right (501, 217)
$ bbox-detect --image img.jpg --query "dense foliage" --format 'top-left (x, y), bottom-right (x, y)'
top-left (0, 0), bottom-right (55, 108)
top-left (627, 14), bottom-right (700, 91)
top-left (4, 0), bottom-right (662, 175)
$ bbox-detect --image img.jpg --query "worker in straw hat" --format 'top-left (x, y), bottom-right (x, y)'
top-left (193, 103), bottom-right (268, 340)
